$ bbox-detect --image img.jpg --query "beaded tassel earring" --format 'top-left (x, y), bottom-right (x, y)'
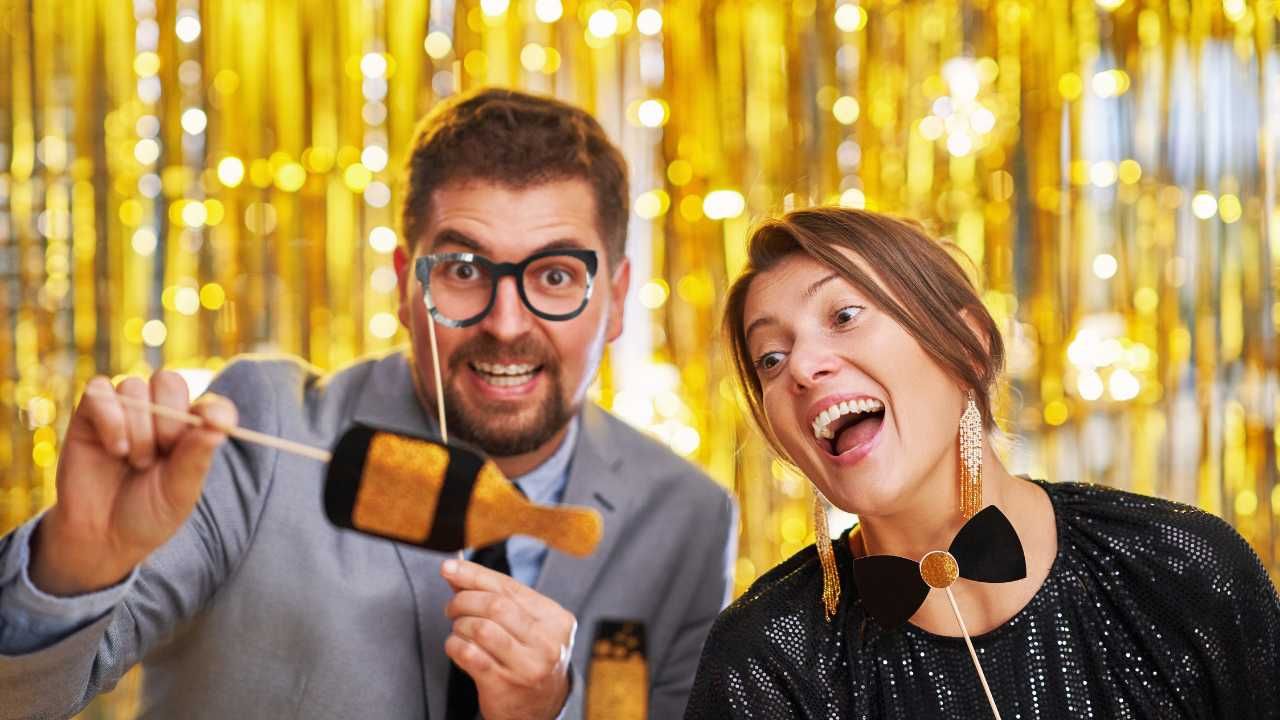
top-left (814, 489), bottom-right (840, 621)
top-left (959, 389), bottom-right (983, 520)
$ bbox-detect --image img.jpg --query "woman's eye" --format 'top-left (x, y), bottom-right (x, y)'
top-left (834, 305), bottom-right (864, 326)
top-left (451, 264), bottom-right (476, 280)
top-left (543, 268), bottom-right (569, 286)
top-left (755, 352), bottom-right (785, 372)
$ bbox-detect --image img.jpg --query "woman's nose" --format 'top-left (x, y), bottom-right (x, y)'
top-left (787, 341), bottom-right (839, 390)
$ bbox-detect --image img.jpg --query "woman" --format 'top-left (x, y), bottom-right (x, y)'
top-left (686, 207), bottom-right (1280, 718)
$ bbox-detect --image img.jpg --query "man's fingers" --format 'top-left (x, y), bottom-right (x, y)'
top-left (452, 616), bottom-right (517, 664)
top-left (453, 616), bottom-right (565, 686)
top-left (190, 393), bottom-right (237, 435)
top-left (441, 558), bottom-right (519, 594)
top-left (150, 370), bottom-right (190, 454)
top-left (161, 393), bottom-right (236, 511)
top-left (118, 377), bottom-right (156, 470)
top-left (446, 590), bottom-right (537, 645)
top-left (74, 377), bottom-right (129, 457)
top-left (444, 633), bottom-right (504, 685)
top-left (442, 558), bottom-right (563, 615)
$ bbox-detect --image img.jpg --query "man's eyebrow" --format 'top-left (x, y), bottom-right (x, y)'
top-left (531, 238), bottom-right (591, 254)
top-left (430, 229), bottom-right (487, 253)
top-left (429, 232), bottom-right (591, 257)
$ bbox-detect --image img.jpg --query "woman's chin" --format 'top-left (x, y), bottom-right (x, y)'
top-left (818, 466), bottom-right (902, 518)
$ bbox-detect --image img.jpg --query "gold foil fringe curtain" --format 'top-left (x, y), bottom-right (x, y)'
top-left (2, 0), bottom-right (1279, 651)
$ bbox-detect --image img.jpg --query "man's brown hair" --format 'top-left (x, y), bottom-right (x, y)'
top-left (724, 207), bottom-right (1005, 454)
top-left (400, 88), bottom-right (630, 268)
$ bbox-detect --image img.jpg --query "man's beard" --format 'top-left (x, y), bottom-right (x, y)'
top-left (440, 333), bottom-right (577, 457)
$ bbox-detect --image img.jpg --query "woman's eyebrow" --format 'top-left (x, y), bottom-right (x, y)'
top-left (803, 273), bottom-right (840, 300)
top-left (744, 315), bottom-right (778, 343)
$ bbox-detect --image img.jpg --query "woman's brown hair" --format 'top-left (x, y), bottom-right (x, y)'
top-left (724, 207), bottom-right (1005, 452)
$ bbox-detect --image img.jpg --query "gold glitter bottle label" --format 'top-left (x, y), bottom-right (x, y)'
top-left (352, 432), bottom-right (450, 543)
top-left (586, 622), bottom-right (648, 720)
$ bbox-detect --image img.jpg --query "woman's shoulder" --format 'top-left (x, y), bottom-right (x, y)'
top-left (1044, 480), bottom-right (1272, 599)
top-left (719, 543), bottom-right (827, 625)
top-left (687, 546), bottom-right (846, 717)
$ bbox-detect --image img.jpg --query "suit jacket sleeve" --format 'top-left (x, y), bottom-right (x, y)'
top-left (0, 359), bottom-right (283, 720)
top-left (649, 486), bottom-right (738, 719)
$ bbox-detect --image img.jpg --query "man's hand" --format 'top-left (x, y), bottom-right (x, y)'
top-left (442, 558), bottom-right (576, 720)
top-left (31, 372), bottom-right (237, 596)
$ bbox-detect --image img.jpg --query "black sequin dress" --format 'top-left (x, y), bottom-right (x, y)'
top-left (686, 481), bottom-right (1280, 719)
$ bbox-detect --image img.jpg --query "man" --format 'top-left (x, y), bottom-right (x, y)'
top-left (0, 88), bottom-right (737, 719)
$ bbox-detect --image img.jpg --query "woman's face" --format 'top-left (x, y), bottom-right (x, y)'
top-left (741, 251), bottom-right (970, 518)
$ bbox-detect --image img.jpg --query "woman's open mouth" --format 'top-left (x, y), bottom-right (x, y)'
top-left (811, 398), bottom-right (886, 459)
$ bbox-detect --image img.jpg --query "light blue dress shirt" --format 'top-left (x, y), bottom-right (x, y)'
top-left (0, 418), bottom-right (578, 655)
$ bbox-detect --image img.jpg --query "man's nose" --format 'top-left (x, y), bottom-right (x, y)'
top-left (478, 276), bottom-right (535, 341)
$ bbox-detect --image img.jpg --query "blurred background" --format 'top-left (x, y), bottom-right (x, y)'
top-left (1, 0), bottom-right (1277, 715)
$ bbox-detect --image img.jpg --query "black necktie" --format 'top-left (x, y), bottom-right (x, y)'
top-left (446, 540), bottom-right (510, 720)
top-left (852, 505), bottom-right (1027, 630)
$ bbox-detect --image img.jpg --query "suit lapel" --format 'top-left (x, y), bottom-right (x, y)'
top-left (534, 404), bottom-right (636, 616)
top-left (346, 352), bottom-right (455, 715)
top-left (350, 351), bottom-right (439, 439)
top-left (393, 544), bottom-right (454, 720)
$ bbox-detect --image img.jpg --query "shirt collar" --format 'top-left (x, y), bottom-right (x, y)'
top-left (512, 417), bottom-right (579, 505)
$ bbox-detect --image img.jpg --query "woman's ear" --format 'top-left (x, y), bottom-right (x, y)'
top-left (957, 306), bottom-right (996, 386)
top-left (958, 307), bottom-right (991, 356)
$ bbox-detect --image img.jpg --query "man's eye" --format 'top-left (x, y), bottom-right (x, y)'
top-left (834, 305), bottom-right (864, 326)
top-left (543, 268), bottom-right (568, 286)
top-left (451, 264), bottom-right (476, 280)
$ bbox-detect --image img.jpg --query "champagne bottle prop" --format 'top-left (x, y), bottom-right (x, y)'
top-left (324, 424), bottom-right (602, 556)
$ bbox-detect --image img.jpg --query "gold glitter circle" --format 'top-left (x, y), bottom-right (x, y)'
top-left (919, 550), bottom-right (959, 589)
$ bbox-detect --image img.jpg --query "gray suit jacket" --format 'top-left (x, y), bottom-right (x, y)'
top-left (0, 352), bottom-right (737, 719)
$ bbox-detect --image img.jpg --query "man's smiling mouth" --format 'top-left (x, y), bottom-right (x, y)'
top-left (469, 361), bottom-right (542, 387)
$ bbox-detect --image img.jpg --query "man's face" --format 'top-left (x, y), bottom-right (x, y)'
top-left (397, 178), bottom-right (629, 457)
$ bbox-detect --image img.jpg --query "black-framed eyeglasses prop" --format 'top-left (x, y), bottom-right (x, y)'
top-left (414, 249), bottom-right (599, 328)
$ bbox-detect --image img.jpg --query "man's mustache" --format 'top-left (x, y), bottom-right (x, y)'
top-left (448, 334), bottom-right (557, 370)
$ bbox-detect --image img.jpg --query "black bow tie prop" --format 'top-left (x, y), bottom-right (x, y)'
top-left (852, 505), bottom-right (1027, 720)
top-left (852, 505), bottom-right (1027, 628)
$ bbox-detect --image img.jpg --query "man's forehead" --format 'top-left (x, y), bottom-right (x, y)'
top-left (415, 179), bottom-right (604, 256)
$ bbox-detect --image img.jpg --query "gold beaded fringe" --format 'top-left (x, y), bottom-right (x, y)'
top-left (959, 390), bottom-right (984, 520)
top-left (814, 491), bottom-right (840, 622)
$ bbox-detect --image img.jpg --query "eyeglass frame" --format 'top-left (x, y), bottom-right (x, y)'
top-left (413, 248), bottom-right (600, 329)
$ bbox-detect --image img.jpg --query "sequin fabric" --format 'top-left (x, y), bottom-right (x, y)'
top-left (686, 481), bottom-right (1280, 719)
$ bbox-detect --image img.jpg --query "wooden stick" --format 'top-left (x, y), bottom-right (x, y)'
top-left (105, 391), bottom-right (333, 463)
top-left (425, 313), bottom-right (449, 443)
top-left (426, 314), bottom-right (454, 560)
top-left (944, 587), bottom-right (1002, 720)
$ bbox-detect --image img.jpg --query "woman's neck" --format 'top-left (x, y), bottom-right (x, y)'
top-left (855, 445), bottom-right (1035, 560)
top-left (851, 444), bottom-right (1059, 637)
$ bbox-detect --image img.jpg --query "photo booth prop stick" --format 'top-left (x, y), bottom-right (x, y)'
top-left (852, 505), bottom-right (1027, 720)
top-left (585, 620), bottom-right (648, 720)
top-left (95, 392), bottom-right (603, 557)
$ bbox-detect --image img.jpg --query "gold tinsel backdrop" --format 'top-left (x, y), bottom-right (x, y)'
top-left (2, 0), bottom-right (1278, 715)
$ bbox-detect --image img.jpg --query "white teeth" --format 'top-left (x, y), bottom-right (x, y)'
top-left (485, 374), bottom-right (531, 387)
top-left (472, 361), bottom-right (539, 387)
top-left (811, 398), bottom-right (884, 440)
top-left (473, 362), bottom-right (537, 376)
